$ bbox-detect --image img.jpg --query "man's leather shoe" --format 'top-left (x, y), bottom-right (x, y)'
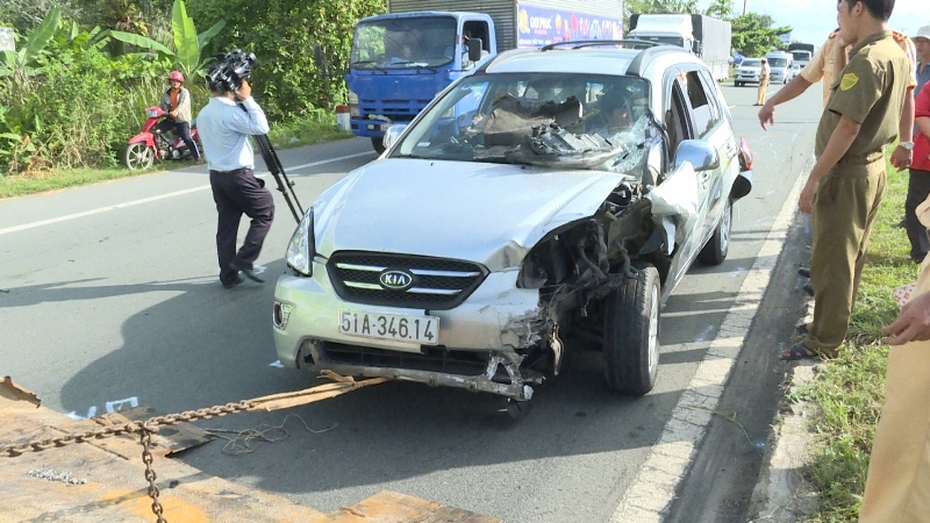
top-left (222, 274), bottom-right (245, 289)
top-left (802, 283), bottom-right (814, 297)
top-left (230, 262), bottom-right (265, 283)
top-left (798, 267), bottom-right (811, 278)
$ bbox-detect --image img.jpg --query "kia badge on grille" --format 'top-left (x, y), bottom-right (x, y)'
top-left (379, 270), bottom-right (414, 291)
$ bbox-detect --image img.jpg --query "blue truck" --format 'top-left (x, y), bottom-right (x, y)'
top-left (346, 0), bottom-right (625, 152)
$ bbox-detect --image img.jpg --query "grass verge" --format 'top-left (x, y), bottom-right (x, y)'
top-left (0, 111), bottom-right (351, 199)
top-left (791, 152), bottom-right (920, 522)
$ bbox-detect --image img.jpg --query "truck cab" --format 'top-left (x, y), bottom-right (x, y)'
top-left (345, 12), bottom-right (495, 152)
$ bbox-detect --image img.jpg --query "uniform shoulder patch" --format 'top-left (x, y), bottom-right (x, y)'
top-left (840, 72), bottom-right (859, 91)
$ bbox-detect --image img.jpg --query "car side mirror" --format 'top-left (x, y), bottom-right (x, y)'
top-left (467, 38), bottom-right (482, 62)
top-left (674, 139), bottom-right (719, 171)
top-left (382, 123), bottom-right (408, 151)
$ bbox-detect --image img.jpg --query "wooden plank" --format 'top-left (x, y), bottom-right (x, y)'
top-left (315, 490), bottom-right (503, 523)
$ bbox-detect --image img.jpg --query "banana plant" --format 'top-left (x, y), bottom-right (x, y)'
top-left (110, 0), bottom-right (225, 80)
top-left (0, 5), bottom-right (61, 79)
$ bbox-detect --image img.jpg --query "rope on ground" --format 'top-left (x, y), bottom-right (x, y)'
top-left (204, 413), bottom-right (336, 455)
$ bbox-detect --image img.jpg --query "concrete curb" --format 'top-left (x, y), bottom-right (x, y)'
top-left (748, 361), bottom-right (820, 522)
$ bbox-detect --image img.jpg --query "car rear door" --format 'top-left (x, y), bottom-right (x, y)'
top-left (680, 68), bottom-right (739, 251)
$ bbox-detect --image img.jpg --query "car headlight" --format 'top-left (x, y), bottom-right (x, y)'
top-left (285, 208), bottom-right (315, 276)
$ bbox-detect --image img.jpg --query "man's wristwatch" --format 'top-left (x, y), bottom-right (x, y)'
top-left (899, 141), bottom-right (915, 150)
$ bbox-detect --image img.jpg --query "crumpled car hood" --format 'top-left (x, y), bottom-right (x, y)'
top-left (313, 159), bottom-right (628, 271)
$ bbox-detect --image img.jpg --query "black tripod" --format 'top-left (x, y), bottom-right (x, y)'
top-left (236, 101), bottom-right (304, 223)
top-left (253, 133), bottom-right (304, 223)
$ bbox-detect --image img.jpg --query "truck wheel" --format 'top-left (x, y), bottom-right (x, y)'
top-left (699, 198), bottom-right (732, 265)
top-left (603, 266), bottom-right (660, 396)
top-left (371, 136), bottom-right (386, 154)
top-left (123, 143), bottom-right (154, 170)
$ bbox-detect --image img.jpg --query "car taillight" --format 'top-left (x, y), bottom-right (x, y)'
top-left (738, 137), bottom-right (753, 171)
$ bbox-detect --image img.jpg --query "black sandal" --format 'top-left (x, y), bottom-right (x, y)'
top-left (780, 342), bottom-right (819, 361)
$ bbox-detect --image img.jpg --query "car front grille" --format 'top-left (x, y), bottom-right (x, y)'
top-left (327, 251), bottom-right (488, 310)
top-left (319, 341), bottom-right (489, 376)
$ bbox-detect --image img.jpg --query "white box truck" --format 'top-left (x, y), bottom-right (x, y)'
top-left (628, 14), bottom-right (732, 81)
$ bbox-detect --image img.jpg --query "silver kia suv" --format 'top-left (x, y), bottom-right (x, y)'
top-left (272, 41), bottom-right (753, 416)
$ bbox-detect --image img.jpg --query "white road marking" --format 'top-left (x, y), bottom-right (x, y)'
top-left (609, 164), bottom-right (808, 522)
top-left (0, 151), bottom-right (374, 237)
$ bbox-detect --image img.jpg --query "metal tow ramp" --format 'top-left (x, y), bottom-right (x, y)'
top-left (0, 374), bottom-right (501, 523)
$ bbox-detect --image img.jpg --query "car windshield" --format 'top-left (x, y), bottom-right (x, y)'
top-left (741, 59), bottom-right (761, 68)
top-left (392, 73), bottom-right (656, 174)
top-left (350, 16), bottom-right (457, 69)
top-left (767, 57), bottom-right (789, 67)
top-left (632, 35), bottom-right (684, 47)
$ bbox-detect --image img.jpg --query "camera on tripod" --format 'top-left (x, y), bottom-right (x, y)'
top-left (206, 50), bottom-right (257, 94)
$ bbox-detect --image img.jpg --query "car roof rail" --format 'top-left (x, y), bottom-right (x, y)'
top-left (540, 39), bottom-right (659, 52)
top-left (625, 45), bottom-right (686, 77)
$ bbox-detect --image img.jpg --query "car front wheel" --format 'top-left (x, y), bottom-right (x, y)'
top-left (603, 266), bottom-right (660, 396)
top-left (699, 198), bottom-right (732, 265)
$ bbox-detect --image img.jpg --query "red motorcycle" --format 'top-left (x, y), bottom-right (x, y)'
top-left (123, 106), bottom-right (201, 170)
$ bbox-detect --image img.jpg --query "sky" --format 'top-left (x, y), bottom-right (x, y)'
top-left (697, 0), bottom-right (928, 48)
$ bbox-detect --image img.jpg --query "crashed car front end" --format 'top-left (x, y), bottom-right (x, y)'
top-left (273, 67), bottom-right (747, 402)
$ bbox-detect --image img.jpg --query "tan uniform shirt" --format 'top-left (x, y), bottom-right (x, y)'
top-left (814, 30), bottom-right (912, 175)
top-left (801, 30), bottom-right (917, 106)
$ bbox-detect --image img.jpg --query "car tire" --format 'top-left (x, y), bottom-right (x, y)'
top-left (371, 136), bottom-right (386, 154)
top-left (123, 143), bottom-right (155, 170)
top-left (603, 266), bottom-right (660, 396)
top-left (735, 81), bottom-right (743, 87)
top-left (698, 198), bottom-right (732, 265)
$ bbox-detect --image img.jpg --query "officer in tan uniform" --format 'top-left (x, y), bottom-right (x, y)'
top-left (759, 28), bottom-right (916, 172)
top-left (781, 0), bottom-right (912, 361)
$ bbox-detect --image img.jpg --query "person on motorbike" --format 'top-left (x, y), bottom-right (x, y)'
top-left (158, 70), bottom-right (201, 162)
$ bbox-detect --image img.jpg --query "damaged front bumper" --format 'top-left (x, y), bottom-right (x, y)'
top-left (273, 263), bottom-right (545, 401)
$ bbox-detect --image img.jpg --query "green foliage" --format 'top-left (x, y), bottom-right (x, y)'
top-left (730, 13), bottom-right (792, 56)
top-left (186, 0), bottom-right (385, 120)
top-left (704, 0), bottom-right (734, 20)
top-left (1, 5), bottom-right (61, 78)
top-left (109, 0), bottom-right (224, 81)
top-left (18, 47), bottom-right (163, 170)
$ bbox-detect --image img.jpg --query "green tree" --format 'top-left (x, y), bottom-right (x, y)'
top-left (108, 0), bottom-right (224, 82)
top-left (730, 12), bottom-right (791, 57)
top-left (704, 0), bottom-right (734, 20)
top-left (186, 0), bottom-right (385, 120)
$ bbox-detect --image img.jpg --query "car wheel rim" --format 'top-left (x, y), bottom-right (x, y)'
top-left (647, 283), bottom-right (659, 374)
top-left (720, 202), bottom-right (732, 253)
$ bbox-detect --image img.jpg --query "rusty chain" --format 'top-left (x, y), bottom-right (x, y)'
top-left (141, 425), bottom-right (166, 523)
top-left (0, 371), bottom-right (388, 522)
top-left (0, 401), bottom-right (254, 458)
top-left (1, 400), bottom-right (254, 523)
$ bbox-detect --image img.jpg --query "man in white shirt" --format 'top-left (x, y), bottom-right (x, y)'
top-left (197, 72), bottom-right (275, 290)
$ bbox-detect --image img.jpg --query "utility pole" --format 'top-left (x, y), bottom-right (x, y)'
top-left (743, 0), bottom-right (747, 16)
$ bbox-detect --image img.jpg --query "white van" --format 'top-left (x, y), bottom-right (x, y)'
top-left (764, 51), bottom-right (793, 84)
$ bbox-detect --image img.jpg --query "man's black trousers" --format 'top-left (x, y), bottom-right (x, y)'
top-left (906, 168), bottom-right (930, 263)
top-left (209, 168), bottom-right (275, 286)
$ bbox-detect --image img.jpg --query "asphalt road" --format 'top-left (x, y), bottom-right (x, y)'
top-left (0, 81), bottom-right (820, 522)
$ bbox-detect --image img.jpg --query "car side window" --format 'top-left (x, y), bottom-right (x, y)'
top-left (683, 70), bottom-right (719, 137)
top-left (666, 78), bottom-right (692, 158)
